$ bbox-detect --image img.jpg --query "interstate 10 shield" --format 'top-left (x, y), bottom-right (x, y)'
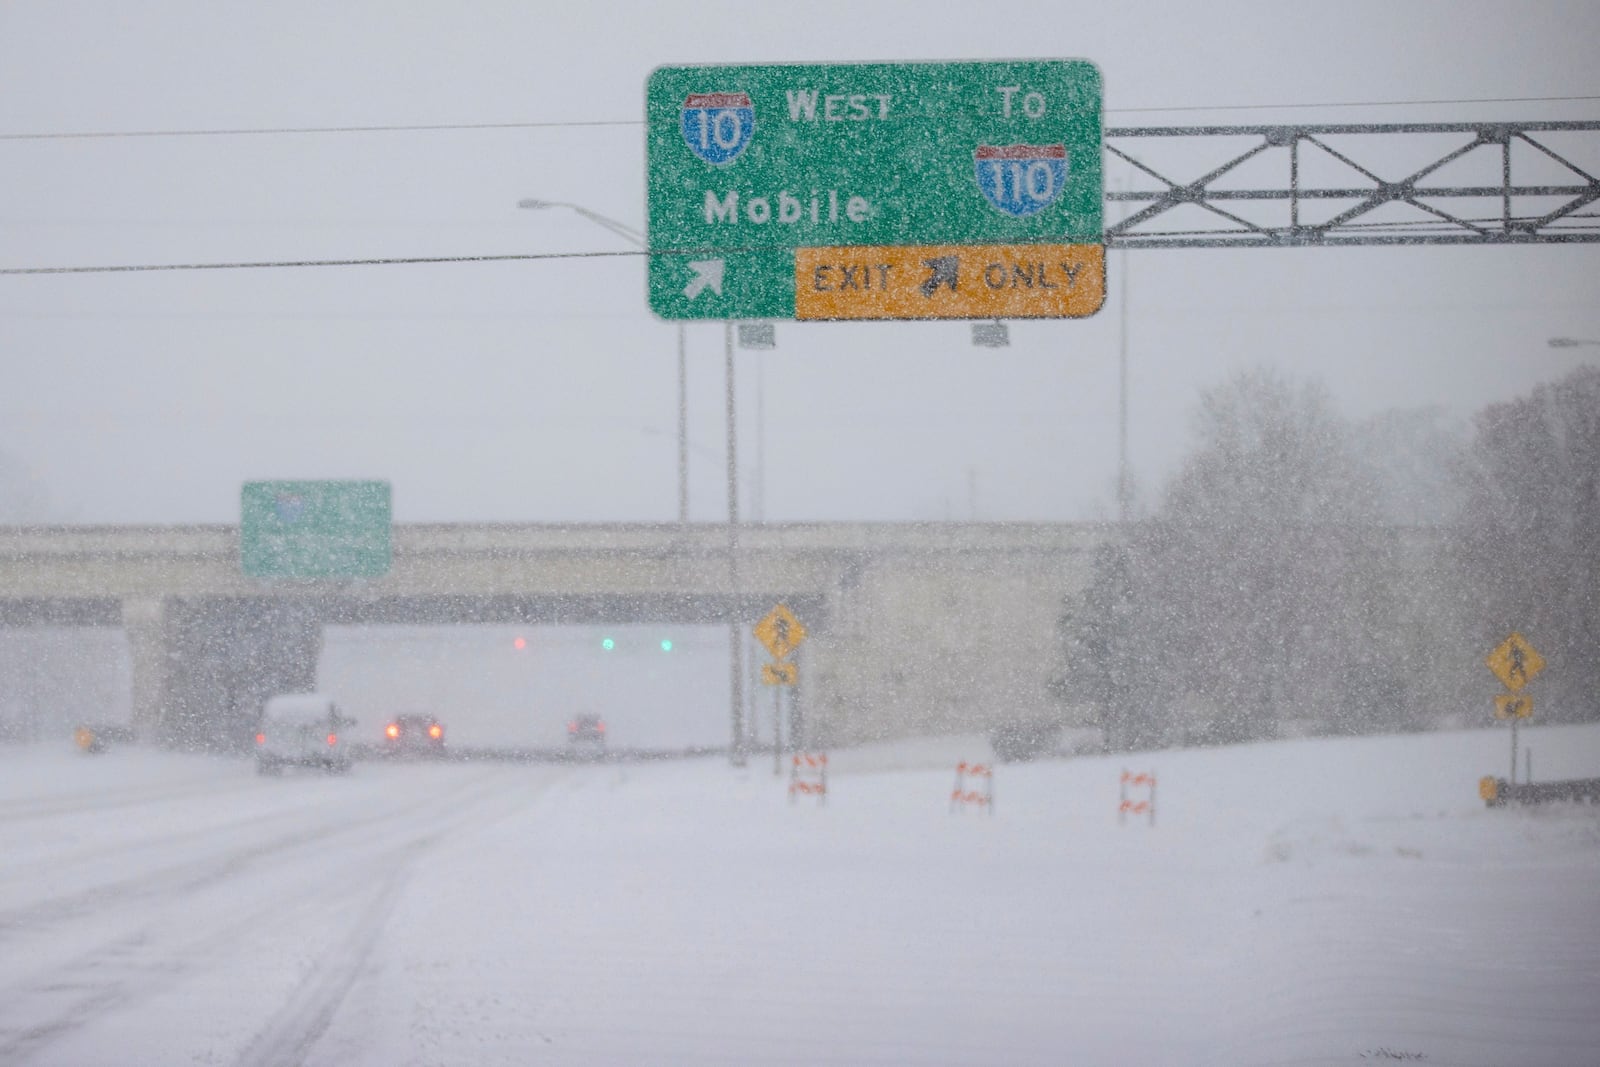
top-left (681, 92), bottom-right (754, 165)
top-left (975, 144), bottom-right (1069, 217)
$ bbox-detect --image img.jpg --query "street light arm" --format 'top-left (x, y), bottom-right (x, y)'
top-left (516, 198), bottom-right (645, 248)
top-left (570, 205), bottom-right (645, 248)
top-left (1549, 337), bottom-right (1600, 348)
top-left (517, 194), bottom-right (688, 526)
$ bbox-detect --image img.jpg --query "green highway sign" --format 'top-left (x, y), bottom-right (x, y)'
top-left (240, 480), bottom-right (391, 579)
top-left (646, 59), bottom-right (1104, 321)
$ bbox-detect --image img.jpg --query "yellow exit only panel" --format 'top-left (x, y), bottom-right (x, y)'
top-left (794, 243), bottom-right (1105, 320)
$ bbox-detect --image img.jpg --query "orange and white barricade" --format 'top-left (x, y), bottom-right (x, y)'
top-left (1119, 769), bottom-right (1156, 826)
top-left (951, 761), bottom-right (994, 814)
top-left (789, 752), bottom-right (828, 804)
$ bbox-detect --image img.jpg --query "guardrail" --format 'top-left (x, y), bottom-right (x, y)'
top-left (1480, 776), bottom-right (1600, 807)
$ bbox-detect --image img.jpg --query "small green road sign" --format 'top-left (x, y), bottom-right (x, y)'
top-left (241, 480), bottom-right (391, 579)
top-left (646, 59), bottom-right (1104, 321)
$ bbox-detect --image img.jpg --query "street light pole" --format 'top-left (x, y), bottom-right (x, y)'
top-left (516, 198), bottom-right (690, 524)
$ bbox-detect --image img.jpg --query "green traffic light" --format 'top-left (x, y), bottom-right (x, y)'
top-left (660, 638), bottom-right (673, 652)
top-left (601, 637), bottom-right (615, 651)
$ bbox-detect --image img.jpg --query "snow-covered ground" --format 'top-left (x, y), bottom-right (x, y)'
top-left (0, 723), bottom-right (1596, 1066)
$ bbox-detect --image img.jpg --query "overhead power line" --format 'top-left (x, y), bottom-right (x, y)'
top-left (0, 118), bottom-right (639, 142)
top-left (4, 120), bottom-right (1598, 272)
top-left (3, 94), bottom-right (1597, 142)
top-left (0, 249), bottom-right (642, 276)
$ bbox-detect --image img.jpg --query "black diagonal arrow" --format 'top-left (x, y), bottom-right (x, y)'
top-left (920, 256), bottom-right (959, 297)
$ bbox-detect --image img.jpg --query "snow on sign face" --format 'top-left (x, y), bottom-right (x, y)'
top-left (647, 60), bottom-right (1103, 322)
top-left (681, 92), bottom-right (754, 165)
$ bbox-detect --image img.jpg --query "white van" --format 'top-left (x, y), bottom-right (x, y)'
top-left (255, 693), bottom-right (354, 775)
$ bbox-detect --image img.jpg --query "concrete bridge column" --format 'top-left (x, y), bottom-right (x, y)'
top-left (122, 596), bottom-right (169, 741)
top-left (160, 597), bottom-right (323, 751)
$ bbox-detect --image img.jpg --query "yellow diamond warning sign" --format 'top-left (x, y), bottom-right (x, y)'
top-left (1485, 632), bottom-right (1545, 692)
top-left (754, 603), bottom-right (807, 661)
top-left (794, 243), bottom-right (1105, 320)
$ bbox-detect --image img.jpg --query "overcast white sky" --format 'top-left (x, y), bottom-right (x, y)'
top-left (2, 1), bottom-right (1597, 525)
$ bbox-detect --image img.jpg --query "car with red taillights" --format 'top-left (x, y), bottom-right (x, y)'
top-left (255, 694), bottom-right (354, 775)
top-left (567, 713), bottom-right (606, 757)
top-left (383, 713), bottom-right (447, 758)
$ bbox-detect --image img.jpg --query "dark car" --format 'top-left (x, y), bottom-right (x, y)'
top-left (383, 714), bottom-right (446, 758)
top-left (567, 714), bottom-right (606, 749)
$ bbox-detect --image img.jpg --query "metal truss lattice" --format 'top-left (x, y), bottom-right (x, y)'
top-left (1103, 121), bottom-right (1600, 247)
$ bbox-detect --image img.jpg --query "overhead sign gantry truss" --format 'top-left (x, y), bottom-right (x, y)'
top-left (1103, 120), bottom-right (1600, 248)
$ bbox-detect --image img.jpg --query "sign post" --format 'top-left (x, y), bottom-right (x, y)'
top-left (754, 603), bottom-right (807, 662)
top-left (755, 604), bottom-right (807, 774)
top-left (1485, 631), bottom-right (1546, 785)
top-left (647, 60), bottom-right (1104, 322)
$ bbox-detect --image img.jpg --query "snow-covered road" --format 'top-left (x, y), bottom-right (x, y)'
top-left (0, 752), bottom-right (550, 1065)
top-left (1, 724), bottom-right (1596, 1066)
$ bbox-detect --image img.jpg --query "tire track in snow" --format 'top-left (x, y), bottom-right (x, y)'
top-left (0, 800), bottom-right (338, 900)
top-left (233, 774), bottom-right (553, 1067)
top-left (0, 766), bottom-right (556, 1065)
top-left (0, 771), bottom-right (504, 939)
top-left (0, 773), bottom-right (264, 823)
top-left (230, 845), bottom-right (419, 1067)
top-left (0, 866), bottom-right (355, 1064)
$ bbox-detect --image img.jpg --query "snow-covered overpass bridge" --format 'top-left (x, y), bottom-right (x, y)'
top-left (0, 522), bottom-right (1107, 747)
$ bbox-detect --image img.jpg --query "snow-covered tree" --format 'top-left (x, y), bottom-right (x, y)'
top-left (1057, 368), bottom-right (1409, 748)
top-left (1455, 366), bottom-right (1600, 721)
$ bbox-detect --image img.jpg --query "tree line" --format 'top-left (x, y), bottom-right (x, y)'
top-left (1052, 364), bottom-right (1599, 749)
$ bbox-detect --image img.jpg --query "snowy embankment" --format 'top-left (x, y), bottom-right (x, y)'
top-left (0, 724), bottom-right (1596, 1066)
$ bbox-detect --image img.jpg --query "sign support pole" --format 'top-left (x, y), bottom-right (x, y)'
top-left (773, 684), bottom-right (783, 776)
top-left (754, 605), bottom-right (806, 772)
top-left (726, 322), bottom-right (744, 766)
top-left (1510, 718), bottom-right (1519, 787)
top-left (677, 323), bottom-right (689, 525)
top-left (1117, 182), bottom-right (1131, 525)
top-left (1486, 633), bottom-right (1546, 790)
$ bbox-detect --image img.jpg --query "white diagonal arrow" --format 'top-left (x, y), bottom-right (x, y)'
top-left (684, 259), bottom-right (724, 300)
